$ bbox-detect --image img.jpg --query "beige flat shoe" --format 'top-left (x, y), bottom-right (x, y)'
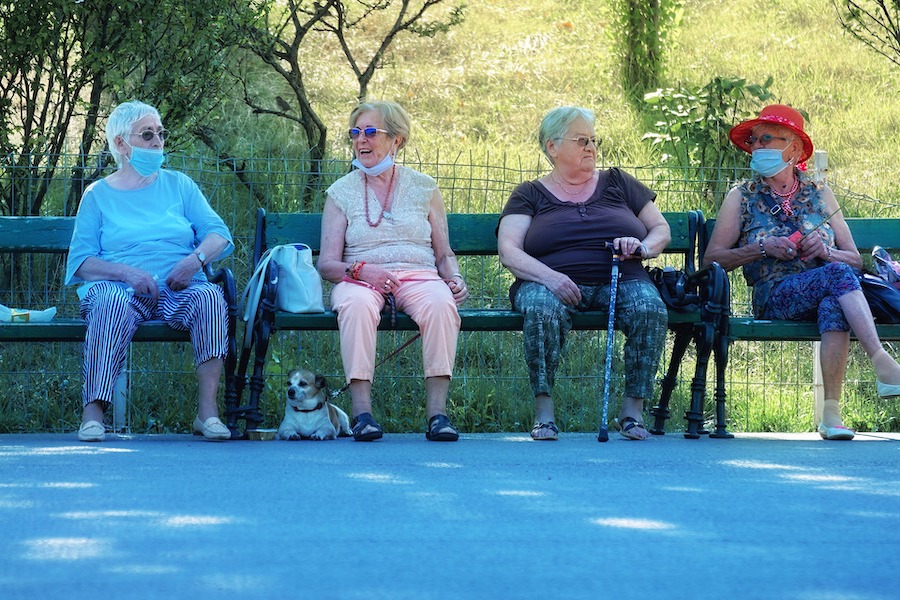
top-left (818, 423), bottom-right (855, 441)
top-left (192, 416), bottom-right (231, 441)
top-left (78, 420), bottom-right (106, 442)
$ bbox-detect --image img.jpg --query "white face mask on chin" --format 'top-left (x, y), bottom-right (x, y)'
top-left (352, 152), bottom-right (395, 176)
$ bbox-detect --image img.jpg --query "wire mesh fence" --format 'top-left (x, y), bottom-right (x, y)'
top-left (2, 150), bottom-right (899, 434)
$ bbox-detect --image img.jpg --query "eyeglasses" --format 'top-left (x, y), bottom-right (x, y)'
top-left (558, 136), bottom-right (600, 148)
top-left (130, 129), bottom-right (168, 142)
top-left (349, 127), bottom-right (389, 139)
top-left (745, 133), bottom-right (789, 146)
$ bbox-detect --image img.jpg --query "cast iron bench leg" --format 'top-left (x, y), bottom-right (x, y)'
top-left (650, 324), bottom-right (693, 435)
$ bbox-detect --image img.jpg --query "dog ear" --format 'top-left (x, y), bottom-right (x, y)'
top-left (315, 373), bottom-right (328, 390)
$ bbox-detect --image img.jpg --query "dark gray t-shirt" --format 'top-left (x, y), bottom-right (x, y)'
top-left (499, 167), bottom-right (656, 304)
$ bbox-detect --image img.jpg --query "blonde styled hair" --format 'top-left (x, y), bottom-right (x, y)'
top-left (348, 100), bottom-right (411, 150)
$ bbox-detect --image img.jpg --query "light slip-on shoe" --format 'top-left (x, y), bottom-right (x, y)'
top-left (78, 420), bottom-right (106, 442)
top-left (192, 416), bottom-right (231, 441)
top-left (818, 423), bottom-right (856, 441)
top-left (877, 380), bottom-right (900, 399)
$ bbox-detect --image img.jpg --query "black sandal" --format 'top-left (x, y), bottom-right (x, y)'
top-left (351, 412), bottom-right (383, 442)
top-left (425, 414), bottom-right (459, 442)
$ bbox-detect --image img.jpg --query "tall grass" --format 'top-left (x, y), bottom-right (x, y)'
top-left (3, 0), bottom-right (899, 434)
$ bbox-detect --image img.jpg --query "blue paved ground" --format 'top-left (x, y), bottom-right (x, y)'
top-left (1, 431), bottom-right (899, 599)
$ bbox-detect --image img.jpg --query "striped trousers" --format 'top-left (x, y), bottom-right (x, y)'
top-left (79, 281), bottom-right (228, 407)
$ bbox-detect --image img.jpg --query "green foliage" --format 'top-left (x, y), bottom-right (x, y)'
top-left (641, 76), bottom-right (776, 211)
top-left (0, 0), bottom-right (246, 215)
top-left (610, 0), bottom-right (683, 103)
top-left (833, 0), bottom-right (900, 67)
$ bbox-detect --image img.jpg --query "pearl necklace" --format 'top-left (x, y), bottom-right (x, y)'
top-left (769, 176), bottom-right (799, 218)
top-left (551, 172), bottom-right (592, 197)
top-left (364, 166), bottom-right (396, 227)
top-left (770, 176), bottom-right (799, 198)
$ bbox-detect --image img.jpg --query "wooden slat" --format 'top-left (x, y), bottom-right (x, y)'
top-left (704, 217), bottom-right (900, 253)
top-left (0, 216), bottom-right (75, 252)
top-left (0, 319), bottom-right (191, 342)
top-left (273, 308), bottom-right (702, 332)
top-left (265, 211), bottom-right (696, 255)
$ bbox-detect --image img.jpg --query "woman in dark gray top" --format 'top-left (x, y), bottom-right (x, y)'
top-left (498, 106), bottom-right (670, 441)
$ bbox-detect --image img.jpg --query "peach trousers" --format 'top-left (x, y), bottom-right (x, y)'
top-left (330, 269), bottom-right (461, 383)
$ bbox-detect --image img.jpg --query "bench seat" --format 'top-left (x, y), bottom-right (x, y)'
top-left (235, 208), bottom-right (731, 438)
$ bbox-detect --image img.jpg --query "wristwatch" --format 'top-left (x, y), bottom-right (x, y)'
top-left (194, 250), bottom-right (206, 266)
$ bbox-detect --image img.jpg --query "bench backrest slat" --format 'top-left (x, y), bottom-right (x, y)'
top-left (703, 217), bottom-right (900, 258)
top-left (263, 211), bottom-right (696, 256)
top-left (0, 216), bottom-right (75, 253)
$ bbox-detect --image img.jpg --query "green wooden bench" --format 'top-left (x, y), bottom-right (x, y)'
top-left (234, 208), bottom-right (733, 438)
top-left (0, 216), bottom-right (241, 436)
top-left (698, 217), bottom-right (900, 412)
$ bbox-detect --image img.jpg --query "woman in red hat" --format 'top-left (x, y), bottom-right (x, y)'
top-left (703, 104), bottom-right (900, 440)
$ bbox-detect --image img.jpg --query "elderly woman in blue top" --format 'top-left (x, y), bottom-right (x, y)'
top-left (65, 100), bottom-right (234, 442)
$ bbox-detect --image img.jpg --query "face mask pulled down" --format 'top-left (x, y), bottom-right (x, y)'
top-left (352, 152), bottom-right (395, 177)
top-left (126, 144), bottom-right (166, 177)
top-left (750, 148), bottom-right (794, 178)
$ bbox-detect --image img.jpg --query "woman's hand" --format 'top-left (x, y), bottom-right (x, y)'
top-left (797, 230), bottom-right (830, 262)
top-left (124, 267), bottom-right (159, 300)
top-left (546, 271), bottom-right (582, 306)
top-left (447, 274), bottom-right (469, 306)
top-left (760, 236), bottom-right (798, 261)
top-left (613, 236), bottom-right (647, 259)
top-left (166, 255), bottom-right (202, 291)
top-left (358, 263), bottom-right (400, 294)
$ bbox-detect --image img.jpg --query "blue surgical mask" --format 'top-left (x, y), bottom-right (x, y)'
top-left (352, 152), bottom-right (395, 176)
top-left (126, 144), bottom-right (165, 177)
top-left (750, 148), bottom-right (793, 177)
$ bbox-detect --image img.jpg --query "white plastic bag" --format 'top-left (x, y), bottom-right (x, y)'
top-left (0, 304), bottom-right (57, 323)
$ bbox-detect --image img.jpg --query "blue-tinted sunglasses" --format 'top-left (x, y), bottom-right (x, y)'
top-left (349, 127), bottom-right (389, 139)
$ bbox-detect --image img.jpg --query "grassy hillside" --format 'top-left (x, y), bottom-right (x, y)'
top-left (231, 0), bottom-right (899, 207)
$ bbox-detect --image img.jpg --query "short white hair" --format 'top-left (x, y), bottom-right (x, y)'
top-left (538, 106), bottom-right (595, 162)
top-left (106, 101), bottom-right (162, 167)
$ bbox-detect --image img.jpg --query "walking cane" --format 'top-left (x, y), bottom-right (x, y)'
top-left (598, 242), bottom-right (623, 442)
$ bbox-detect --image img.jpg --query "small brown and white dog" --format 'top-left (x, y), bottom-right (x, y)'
top-left (277, 369), bottom-right (352, 440)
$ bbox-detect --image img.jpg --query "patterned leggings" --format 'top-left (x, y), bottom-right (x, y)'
top-left (762, 262), bottom-right (860, 333)
top-left (515, 279), bottom-right (668, 399)
top-left (80, 281), bottom-right (228, 407)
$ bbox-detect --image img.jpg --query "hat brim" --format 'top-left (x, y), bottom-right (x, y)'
top-left (729, 119), bottom-right (814, 163)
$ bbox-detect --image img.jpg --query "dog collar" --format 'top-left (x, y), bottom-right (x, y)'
top-left (293, 401), bottom-right (326, 413)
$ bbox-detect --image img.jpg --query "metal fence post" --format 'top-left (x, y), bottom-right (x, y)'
top-left (112, 347), bottom-right (131, 433)
top-left (812, 150), bottom-right (829, 426)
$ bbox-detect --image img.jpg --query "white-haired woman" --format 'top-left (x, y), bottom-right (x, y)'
top-left (498, 106), bottom-right (671, 441)
top-left (66, 100), bottom-right (234, 442)
top-left (318, 100), bottom-right (468, 442)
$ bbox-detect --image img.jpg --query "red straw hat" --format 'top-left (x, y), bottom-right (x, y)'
top-left (729, 104), bottom-right (814, 163)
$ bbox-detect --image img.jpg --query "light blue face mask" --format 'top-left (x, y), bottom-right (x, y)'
top-left (126, 144), bottom-right (166, 177)
top-left (750, 148), bottom-right (794, 178)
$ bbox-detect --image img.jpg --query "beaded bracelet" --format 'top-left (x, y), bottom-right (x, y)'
top-left (349, 261), bottom-right (366, 280)
top-left (758, 238), bottom-right (768, 258)
top-left (826, 245), bottom-right (834, 261)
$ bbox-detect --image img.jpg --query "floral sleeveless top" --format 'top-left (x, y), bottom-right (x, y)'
top-left (738, 170), bottom-right (835, 316)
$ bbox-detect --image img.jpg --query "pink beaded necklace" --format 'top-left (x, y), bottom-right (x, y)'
top-left (363, 166), bottom-right (396, 227)
top-left (770, 176), bottom-right (799, 217)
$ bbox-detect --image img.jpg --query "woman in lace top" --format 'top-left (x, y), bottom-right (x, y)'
top-left (704, 104), bottom-right (900, 441)
top-left (318, 101), bottom-right (468, 442)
